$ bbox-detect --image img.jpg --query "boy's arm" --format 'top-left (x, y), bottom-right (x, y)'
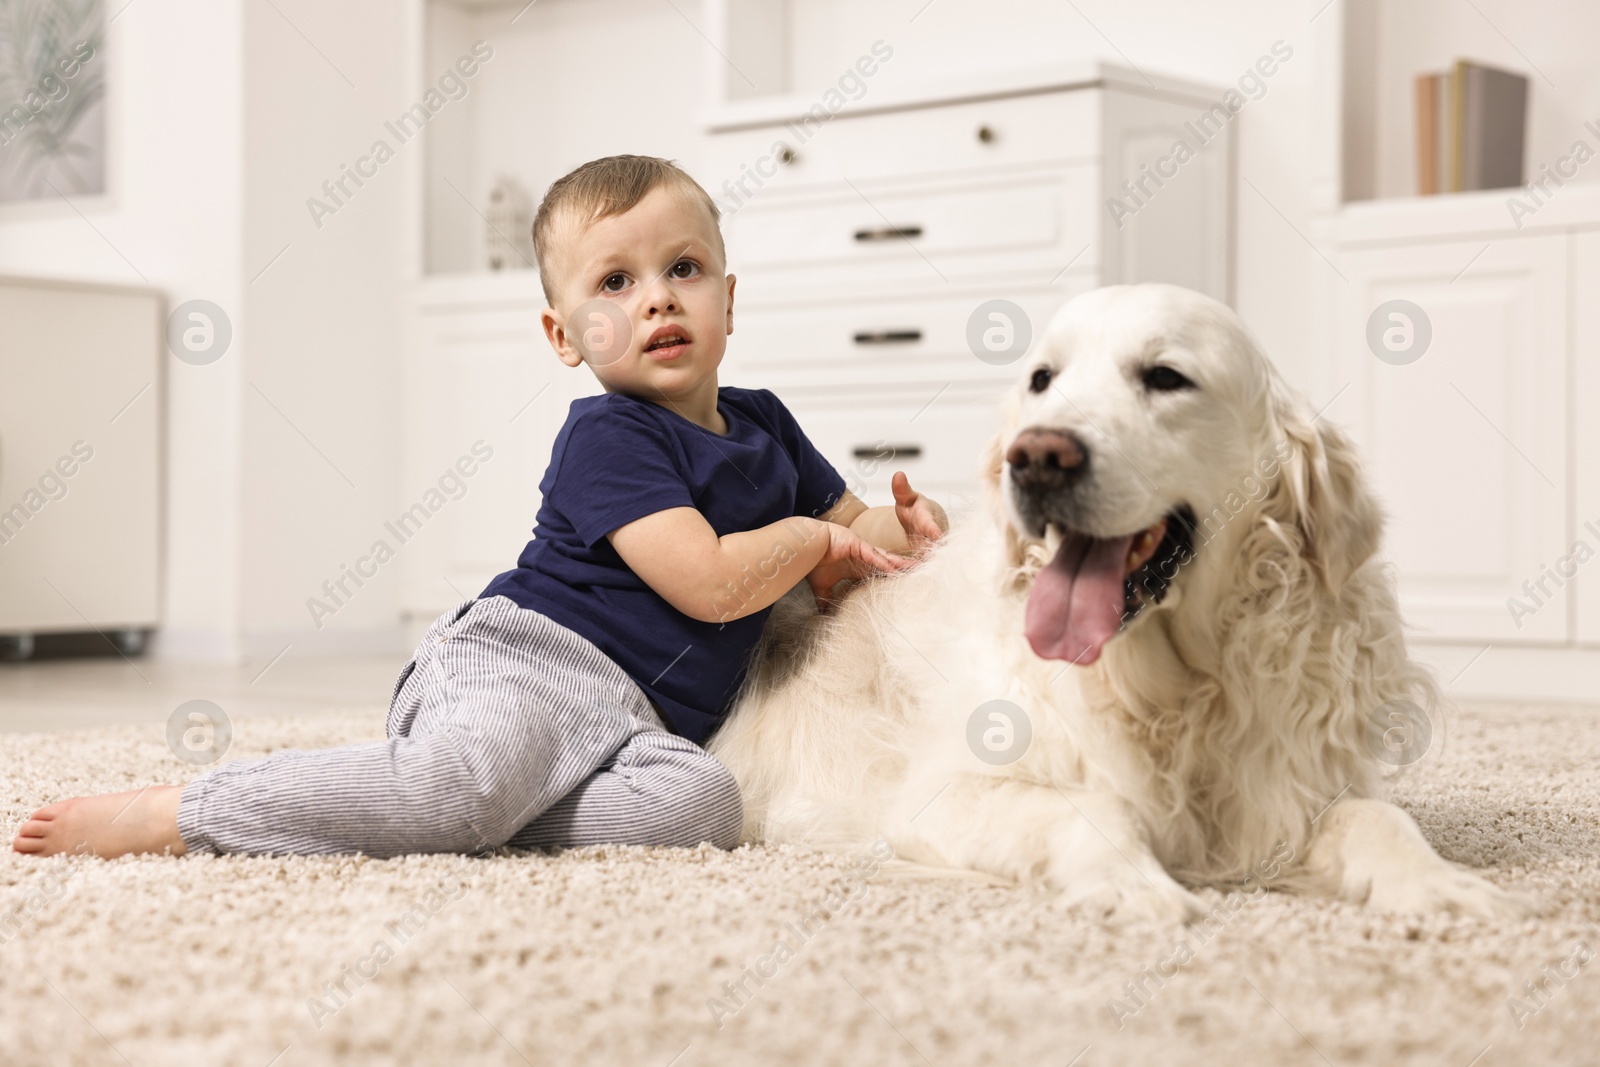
top-left (607, 507), bottom-right (906, 624)
top-left (820, 472), bottom-right (949, 556)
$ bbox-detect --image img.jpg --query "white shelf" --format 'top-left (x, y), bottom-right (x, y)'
top-left (697, 60), bottom-right (1227, 132)
top-left (1336, 181), bottom-right (1600, 246)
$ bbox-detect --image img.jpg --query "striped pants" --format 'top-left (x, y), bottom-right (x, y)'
top-left (175, 596), bottom-right (743, 857)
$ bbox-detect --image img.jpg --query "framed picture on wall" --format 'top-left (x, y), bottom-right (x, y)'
top-left (0, 0), bottom-right (105, 203)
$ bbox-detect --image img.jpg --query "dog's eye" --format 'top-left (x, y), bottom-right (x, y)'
top-left (1141, 365), bottom-right (1195, 392)
top-left (1028, 367), bottom-right (1053, 393)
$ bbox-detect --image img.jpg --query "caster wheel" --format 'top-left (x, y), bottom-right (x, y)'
top-left (110, 628), bottom-right (149, 656)
top-left (0, 634), bottom-right (35, 662)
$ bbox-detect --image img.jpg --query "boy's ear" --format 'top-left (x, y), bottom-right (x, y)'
top-left (542, 307), bottom-right (585, 368)
top-left (725, 272), bottom-right (736, 334)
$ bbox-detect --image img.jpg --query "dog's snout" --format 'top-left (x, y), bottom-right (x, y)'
top-left (1006, 428), bottom-right (1088, 491)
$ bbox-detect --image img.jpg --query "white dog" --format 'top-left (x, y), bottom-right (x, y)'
top-left (711, 283), bottom-right (1529, 921)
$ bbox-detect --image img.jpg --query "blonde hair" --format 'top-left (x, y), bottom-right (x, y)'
top-left (532, 154), bottom-right (725, 307)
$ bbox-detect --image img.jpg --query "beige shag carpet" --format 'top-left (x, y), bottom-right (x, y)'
top-left (2, 701), bottom-right (1598, 1067)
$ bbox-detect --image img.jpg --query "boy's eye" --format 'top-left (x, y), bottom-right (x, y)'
top-left (602, 273), bottom-right (629, 292)
top-left (670, 260), bottom-right (699, 279)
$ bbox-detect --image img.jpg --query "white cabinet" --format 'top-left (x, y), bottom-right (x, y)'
top-left (1575, 230), bottom-right (1600, 646)
top-left (0, 276), bottom-right (162, 651)
top-left (1336, 235), bottom-right (1568, 643)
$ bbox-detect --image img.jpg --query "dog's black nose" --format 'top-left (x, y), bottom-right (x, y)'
top-left (1006, 427), bottom-right (1088, 491)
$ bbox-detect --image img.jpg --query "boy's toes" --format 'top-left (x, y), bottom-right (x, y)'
top-left (12, 815), bottom-right (55, 851)
top-left (11, 802), bottom-right (73, 854)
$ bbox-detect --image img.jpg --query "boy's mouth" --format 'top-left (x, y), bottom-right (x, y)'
top-left (645, 327), bottom-right (691, 360)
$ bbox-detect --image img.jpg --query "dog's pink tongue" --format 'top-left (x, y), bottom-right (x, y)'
top-left (1024, 531), bottom-right (1135, 664)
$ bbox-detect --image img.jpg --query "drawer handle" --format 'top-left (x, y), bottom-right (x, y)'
top-left (852, 443), bottom-right (923, 460)
top-left (852, 329), bottom-right (923, 345)
top-left (976, 123), bottom-right (996, 144)
top-left (853, 224), bottom-right (923, 242)
top-left (776, 143), bottom-right (797, 165)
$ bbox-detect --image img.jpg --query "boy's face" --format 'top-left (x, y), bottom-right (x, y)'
top-left (541, 184), bottom-right (735, 403)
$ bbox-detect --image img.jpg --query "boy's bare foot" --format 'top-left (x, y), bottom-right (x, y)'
top-left (12, 786), bottom-right (188, 859)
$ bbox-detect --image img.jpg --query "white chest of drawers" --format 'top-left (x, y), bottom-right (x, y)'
top-left (694, 61), bottom-right (1234, 518)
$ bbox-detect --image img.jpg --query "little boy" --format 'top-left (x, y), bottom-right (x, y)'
top-left (13, 154), bottom-right (948, 860)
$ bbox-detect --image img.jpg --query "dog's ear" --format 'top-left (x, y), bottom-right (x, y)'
top-left (982, 428), bottom-right (1030, 573)
top-left (981, 427), bottom-right (1004, 499)
top-left (1267, 385), bottom-right (1383, 592)
top-left (1202, 390), bottom-right (1421, 875)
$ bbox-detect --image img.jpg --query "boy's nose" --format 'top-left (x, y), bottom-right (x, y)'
top-left (638, 265), bottom-right (684, 315)
top-left (642, 281), bottom-right (678, 314)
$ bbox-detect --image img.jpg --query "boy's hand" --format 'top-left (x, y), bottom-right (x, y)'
top-left (892, 471), bottom-right (949, 557)
top-left (806, 521), bottom-right (912, 614)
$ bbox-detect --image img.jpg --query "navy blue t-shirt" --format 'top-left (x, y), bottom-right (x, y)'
top-left (478, 386), bottom-right (848, 744)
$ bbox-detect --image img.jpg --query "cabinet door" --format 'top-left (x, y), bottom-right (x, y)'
top-left (1575, 230), bottom-right (1600, 646)
top-left (0, 280), bottom-right (161, 632)
top-left (1336, 235), bottom-right (1568, 643)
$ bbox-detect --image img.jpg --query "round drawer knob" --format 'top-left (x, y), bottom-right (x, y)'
top-left (976, 124), bottom-right (996, 144)
top-left (776, 143), bottom-right (797, 165)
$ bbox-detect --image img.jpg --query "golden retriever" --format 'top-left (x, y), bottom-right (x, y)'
top-left (710, 283), bottom-right (1529, 921)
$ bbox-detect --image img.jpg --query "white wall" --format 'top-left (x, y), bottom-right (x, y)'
top-left (240, 0), bottom-right (409, 658)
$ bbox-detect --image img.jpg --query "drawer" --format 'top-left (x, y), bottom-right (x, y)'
top-left (782, 382), bottom-right (1012, 514)
top-left (722, 166), bottom-right (1098, 287)
top-left (725, 278), bottom-right (1093, 385)
top-left (699, 87), bottom-right (1100, 198)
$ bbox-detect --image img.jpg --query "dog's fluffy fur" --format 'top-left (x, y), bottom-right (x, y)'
top-left (710, 284), bottom-right (1529, 921)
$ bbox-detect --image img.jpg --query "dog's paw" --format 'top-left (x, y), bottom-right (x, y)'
top-left (1061, 862), bottom-right (1205, 924)
top-left (1364, 863), bottom-right (1536, 920)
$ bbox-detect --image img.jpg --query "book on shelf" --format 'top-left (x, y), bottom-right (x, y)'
top-left (1414, 73), bottom-right (1437, 195)
top-left (1413, 60), bottom-right (1527, 196)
